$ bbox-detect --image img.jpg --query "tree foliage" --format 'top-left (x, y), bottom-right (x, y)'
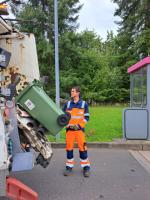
top-left (10, 0), bottom-right (149, 103)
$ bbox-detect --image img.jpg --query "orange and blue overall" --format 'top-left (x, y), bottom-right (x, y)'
top-left (63, 99), bottom-right (90, 170)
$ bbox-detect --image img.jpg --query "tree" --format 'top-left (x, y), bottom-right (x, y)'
top-left (113, 0), bottom-right (150, 57)
top-left (10, 0), bottom-right (133, 103)
top-left (111, 0), bottom-right (150, 95)
top-left (11, 0), bottom-right (82, 97)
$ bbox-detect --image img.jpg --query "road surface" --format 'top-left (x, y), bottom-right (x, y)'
top-left (1, 149), bottom-right (150, 200)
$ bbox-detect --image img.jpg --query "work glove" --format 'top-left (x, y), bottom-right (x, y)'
top-left (67, 124), bottom-right (80, 130)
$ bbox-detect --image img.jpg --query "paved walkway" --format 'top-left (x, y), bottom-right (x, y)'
top-left (3, 149), bottom-right (149, 200)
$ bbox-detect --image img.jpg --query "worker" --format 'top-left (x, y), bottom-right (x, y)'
top-left (63, 86), bottom-right (90, 177)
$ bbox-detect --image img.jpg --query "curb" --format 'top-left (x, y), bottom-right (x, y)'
top-left (51, 141), bottom-right (150, 150)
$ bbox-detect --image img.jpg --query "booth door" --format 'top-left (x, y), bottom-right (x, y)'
top-left (123, 108), bottom-right (148, 139)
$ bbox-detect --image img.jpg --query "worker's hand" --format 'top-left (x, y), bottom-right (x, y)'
top-left (73, 125), bottom-right (80, 130)
top-left (67, 124), bottom-right (80, 130)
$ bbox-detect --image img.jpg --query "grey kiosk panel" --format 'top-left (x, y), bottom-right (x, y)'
top-left (124, 109), bottom-right (148, 139)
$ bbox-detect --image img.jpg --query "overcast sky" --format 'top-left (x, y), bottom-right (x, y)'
top-left (78, 0), bottom-right (120, 40)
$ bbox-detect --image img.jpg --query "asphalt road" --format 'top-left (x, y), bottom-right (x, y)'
top-left (1, 149), bottom-right (150, 200)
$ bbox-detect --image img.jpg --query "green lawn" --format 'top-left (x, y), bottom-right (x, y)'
top-left (48, 106), bottom-right (124, 142)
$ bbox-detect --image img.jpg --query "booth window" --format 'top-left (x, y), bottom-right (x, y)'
top-left (131, 67), bottom-right (147, 107)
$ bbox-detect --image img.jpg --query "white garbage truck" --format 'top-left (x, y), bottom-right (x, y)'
top-left (0, 15), bottom-right (69, 198)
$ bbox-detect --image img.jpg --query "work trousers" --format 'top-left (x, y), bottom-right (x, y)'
top-left (65, 130), bottom-right (90, 169)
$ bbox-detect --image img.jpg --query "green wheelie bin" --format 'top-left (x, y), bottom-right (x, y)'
top-left (15, 80), bottom-right (69, 136)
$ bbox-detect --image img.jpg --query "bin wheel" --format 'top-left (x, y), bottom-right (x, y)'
top-left (57, 114), bottom-right (70, 126)
top-left (65, 112), bottom-right (71, 120)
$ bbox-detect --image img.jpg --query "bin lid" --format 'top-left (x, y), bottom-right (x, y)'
top-left (128, 56), bottom-right (150, 74)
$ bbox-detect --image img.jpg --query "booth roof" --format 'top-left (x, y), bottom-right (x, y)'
top-left (128, 56), bottom-right (150, 74)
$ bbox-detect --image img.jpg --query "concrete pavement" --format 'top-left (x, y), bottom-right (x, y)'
top-left (3, 149), bottom-right (149, 200)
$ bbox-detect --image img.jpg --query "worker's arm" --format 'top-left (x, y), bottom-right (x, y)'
top-left (84, 102), bottom-right (90, 122)
top-left (62, 102), bottom-right (67, 112)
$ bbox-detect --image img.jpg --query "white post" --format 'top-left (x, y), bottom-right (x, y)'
top-left (54, 0), bottom-right (60, 107)
top-left (54, 0), bottom-right (60, 140)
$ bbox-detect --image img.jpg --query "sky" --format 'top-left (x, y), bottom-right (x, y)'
top-left (78, 0), bottom-right (120, 40)
top-left (0, 0), bottom-right (119, 41)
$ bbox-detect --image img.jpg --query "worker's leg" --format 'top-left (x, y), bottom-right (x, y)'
top-left (76, 130), bottom-right (90, 170)
top-left (65, 130), bottom-right (75, 169)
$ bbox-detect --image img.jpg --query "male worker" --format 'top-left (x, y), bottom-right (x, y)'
top-left (63, 86), bottom-right (90, 177)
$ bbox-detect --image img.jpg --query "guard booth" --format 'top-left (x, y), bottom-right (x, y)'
top-left (123, 57), bottom-right (150, 140)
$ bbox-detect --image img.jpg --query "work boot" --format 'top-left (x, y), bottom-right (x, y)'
top-left (83, 166), bottom-right (90, 177)
top-left (63, 166), bottom-right (73, 176)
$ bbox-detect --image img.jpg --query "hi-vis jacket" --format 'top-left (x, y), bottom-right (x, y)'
top-left (63, 99), bottom-right (90, 131)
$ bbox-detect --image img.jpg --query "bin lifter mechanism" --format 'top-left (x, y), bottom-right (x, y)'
top-left (17, 106), bottom-right (53, 168)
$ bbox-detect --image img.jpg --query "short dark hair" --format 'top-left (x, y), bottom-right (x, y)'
top-left (71, 86), bottom-right (81, 93)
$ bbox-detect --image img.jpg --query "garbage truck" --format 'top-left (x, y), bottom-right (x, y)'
top-left (0, 13), bottom-right (69, 198)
